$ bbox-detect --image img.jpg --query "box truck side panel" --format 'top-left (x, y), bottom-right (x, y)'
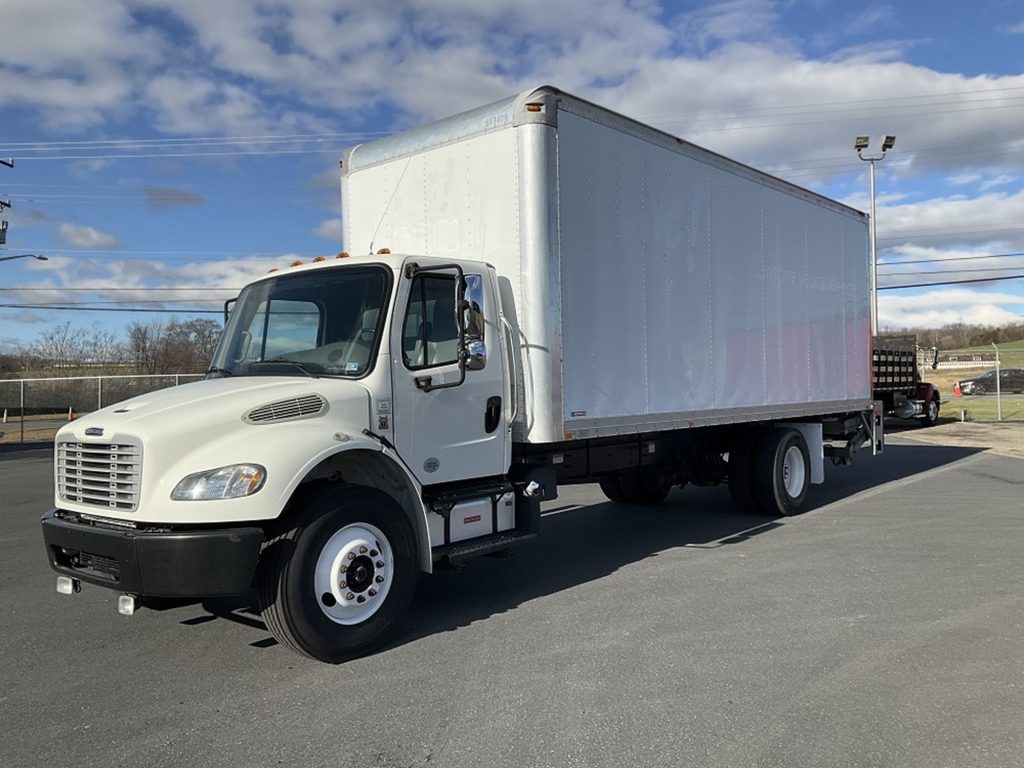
top-left (343, 123), bottom-right (567, 444)
top-left (343, 128), bottom-right (520, 268)
top-left (556, 108), bottom-right (871, 438)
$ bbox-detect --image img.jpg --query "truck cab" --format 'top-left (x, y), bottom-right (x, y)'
top-left (43, 252), bottom-right (535, 662)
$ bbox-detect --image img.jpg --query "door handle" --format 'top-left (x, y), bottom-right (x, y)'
top-left (485, 396), bottom-right (502, 433)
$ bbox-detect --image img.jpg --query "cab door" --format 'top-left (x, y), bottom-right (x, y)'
top-left (390, 262), bottom-right (509, 486)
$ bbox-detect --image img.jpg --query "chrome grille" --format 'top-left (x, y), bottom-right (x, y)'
top-left (245, 393), bottom-right (327, 424)
top-left (57, 439), bottom-right (142, 512)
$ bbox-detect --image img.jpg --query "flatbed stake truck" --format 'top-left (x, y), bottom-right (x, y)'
top-left (42, 86), bottom-right (882, 662)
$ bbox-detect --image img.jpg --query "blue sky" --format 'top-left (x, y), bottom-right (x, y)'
top-left (3, 0), bottom-right (1024, 353)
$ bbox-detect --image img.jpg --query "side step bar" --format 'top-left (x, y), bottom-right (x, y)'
top-left (432, 531), bottom-right (538, 563)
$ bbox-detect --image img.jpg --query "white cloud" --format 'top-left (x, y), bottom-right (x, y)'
top-left (143, 186), bottom-right (204, 209)
top-left (981, 174), bottom-right (1015, 191)
top-left (876, 189), bottom-right (1024, 252)
top-left (314, 218), bottom-right (343, 242)
top-left (57, 223), bottom-right (122, 249)
top-left (880, 288), bottom-right (1024, 330)
top-left (947, 172), bottom-right (982, 186)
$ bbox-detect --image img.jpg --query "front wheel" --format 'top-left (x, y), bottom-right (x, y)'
top-left (257, 485), bottom-right (418, 663)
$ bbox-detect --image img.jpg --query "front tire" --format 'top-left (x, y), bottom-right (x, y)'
top-left (257, 485), bottom-right (418, 663)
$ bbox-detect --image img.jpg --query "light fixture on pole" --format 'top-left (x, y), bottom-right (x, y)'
top-left (855, 134), bottom-right (896, 336)
top-left (0, 253), bottom-right (48, 263)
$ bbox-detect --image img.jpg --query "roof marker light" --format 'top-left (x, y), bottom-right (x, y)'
top-left (377, 248), bottom-right (391, 255)
top-left (290, 260), bottom-right (304, 267)
top-left (312, 255), bottom-right (326, 262)
top-left (267, 268), bottom-right (279, 273)
top-left (337, 251), bottom-right (350, 259)
top-left (526, 102), bottom-right (543, 112)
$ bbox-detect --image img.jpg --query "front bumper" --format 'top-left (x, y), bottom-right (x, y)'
top-left (41, 509), bottom-right (264, 597)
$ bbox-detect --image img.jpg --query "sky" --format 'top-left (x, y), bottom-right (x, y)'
top-left (3, 0), bottom-right (1024, 353)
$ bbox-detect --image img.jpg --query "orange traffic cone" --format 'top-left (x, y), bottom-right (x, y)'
top-left (67, 406), bottom-right (75, 421)
top-left (952, 382), bottom-right (962, 397)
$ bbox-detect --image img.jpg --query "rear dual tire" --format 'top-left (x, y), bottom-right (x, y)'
top-left (730, 428), bottom-right (811, 517)
top-left (599, 470), bottom-right (673, 505)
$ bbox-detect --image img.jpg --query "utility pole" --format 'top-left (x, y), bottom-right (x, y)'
top-left (0, 158), bottom-right (11, 246)
top-left (854, 135), bottom-right (896, 337)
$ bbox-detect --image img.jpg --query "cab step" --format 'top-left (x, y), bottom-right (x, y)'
top-left (432, 531), bottom-right (538, 563)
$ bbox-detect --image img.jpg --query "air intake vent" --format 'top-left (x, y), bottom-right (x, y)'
top-left (245, 393), bottom-right (328, 424)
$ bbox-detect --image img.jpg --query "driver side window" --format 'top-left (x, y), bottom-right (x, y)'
top-left (403, 274), bottom-right (460, 369)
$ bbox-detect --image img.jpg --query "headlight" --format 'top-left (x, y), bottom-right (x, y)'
top-left (171, 464), bottom-right (267, 501)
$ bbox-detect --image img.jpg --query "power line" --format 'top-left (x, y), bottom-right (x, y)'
top-left (14, 148), bottom-right (346, 162)
top-left (0, 287), bottom-right (237, 292)
top-left (879, 252), bottom-right (1024, 266)
top-left (0, 303), bottom-right (222, 314)
top-left (879, 273), bottom-right (1024, 290)
top-left (0, 131), bottom-right (389, 150)
top-left (878, 265), bottom-right (1024, 276)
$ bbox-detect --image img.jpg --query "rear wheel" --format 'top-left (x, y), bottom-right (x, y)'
top-left (754, 428), bottom-right (811, 516)
top-left (920, 395), bottom-right (940, 427)
top-left (599, 476), bottom-right (628, 503)
top-left (728, 435), bottom-right (762, 514)
top-left (618, 469), bottom-right (673, 505)
top-left (257, 485), bottom-right (417, 663)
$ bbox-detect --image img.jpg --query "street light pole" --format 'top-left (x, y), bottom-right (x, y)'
top-left (854, 134), bottom-right (896, 337)
top-left (0, 253), bottom-right (48, 263)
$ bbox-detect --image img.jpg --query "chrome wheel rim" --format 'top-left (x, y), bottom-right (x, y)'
top-left (314, 522), bottom-right (393, 625)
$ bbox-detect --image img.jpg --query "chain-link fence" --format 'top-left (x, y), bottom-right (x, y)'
top-left (0, 374), bottom-right (204, 444)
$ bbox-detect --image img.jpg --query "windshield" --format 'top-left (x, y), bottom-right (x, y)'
top-left (210, 265), bottom-right (391, 377)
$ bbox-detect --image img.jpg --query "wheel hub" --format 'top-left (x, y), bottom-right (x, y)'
top-left (346, 555), bottom-right (375, 593)
top-left (314, 523), bottom-right (393, 625)
top-left (782, 445), bottom-right (807, 499)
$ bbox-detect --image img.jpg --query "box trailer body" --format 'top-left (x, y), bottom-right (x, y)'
top-left (42, 86), bottom-right (882, 663)
top-left (342, 87), bottom-right (873, 445)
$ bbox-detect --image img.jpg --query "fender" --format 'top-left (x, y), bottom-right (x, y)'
top-left (915, 381), bottom-right (938, 402)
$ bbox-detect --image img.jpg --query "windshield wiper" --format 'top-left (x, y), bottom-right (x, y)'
top-left (205, 366), bottom-right (234, 378)
top-left (251, 357), bottom-right (321, 378)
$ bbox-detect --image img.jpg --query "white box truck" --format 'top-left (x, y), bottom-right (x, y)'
top-left (42, 86), bottom-right (882, 662)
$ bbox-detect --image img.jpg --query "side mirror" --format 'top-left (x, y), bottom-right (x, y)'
top-left (461, 274), bottom-right (487, 370)
top-left (465, 340), bottom-right (487, 370)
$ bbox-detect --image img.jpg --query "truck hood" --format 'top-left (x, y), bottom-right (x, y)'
top-left (58, 376), bottom-right (369, 437)
top-left (55, 376), bottom-right (375, 523)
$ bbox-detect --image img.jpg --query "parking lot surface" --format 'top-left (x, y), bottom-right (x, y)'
top-left (2, 436), bottom-right (1023, 768)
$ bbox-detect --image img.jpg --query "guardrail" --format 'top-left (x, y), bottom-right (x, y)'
top-left (0, 373), bottom-right (204, 444)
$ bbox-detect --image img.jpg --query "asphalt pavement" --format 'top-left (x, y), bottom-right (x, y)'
top-left (2, 437), bottom-right (1022, 768)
